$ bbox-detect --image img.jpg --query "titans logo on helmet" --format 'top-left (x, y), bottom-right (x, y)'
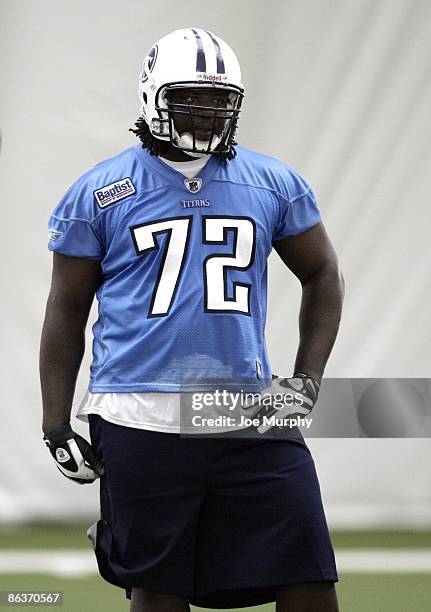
top-left (141, 45), bottom-right (158, 83)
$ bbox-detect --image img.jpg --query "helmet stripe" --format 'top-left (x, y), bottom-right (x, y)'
top-left (204, 30), bottom-right (225, 74)
top-left (191, 29), bottom-right (207, 72)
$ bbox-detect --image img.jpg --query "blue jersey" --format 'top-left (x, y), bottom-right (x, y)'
top-left (47, 145), bottom-right (320, 392)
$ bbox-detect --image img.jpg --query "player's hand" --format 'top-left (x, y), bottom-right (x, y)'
top-left (242, 374), bottom-right (320, 433)
top-left (43, 422), bottom-right (104, 484)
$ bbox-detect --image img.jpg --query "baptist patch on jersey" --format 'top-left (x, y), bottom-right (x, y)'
top-left (94, 177), bottom-right (136, 208)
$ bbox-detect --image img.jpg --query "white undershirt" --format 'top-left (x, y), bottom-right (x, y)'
top-left (77, 153), bottom-right (245, 434)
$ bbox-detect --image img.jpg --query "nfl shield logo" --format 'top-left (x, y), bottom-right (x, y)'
top-left (184, 178), bottom-right (202, 193)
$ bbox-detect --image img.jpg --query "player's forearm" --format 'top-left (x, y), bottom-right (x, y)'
top-left (40, 300), bottom-right (87, 433)
top-left (294, 264), bottom-right (344, 383)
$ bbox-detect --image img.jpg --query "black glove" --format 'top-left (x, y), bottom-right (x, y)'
top-left (242, 373), bottom-right (320, 433)
top-left (43, 422), bottom-right (104, 485)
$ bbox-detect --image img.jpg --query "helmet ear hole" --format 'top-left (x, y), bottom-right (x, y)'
top-left (142, 92), bottom-right (147, 104)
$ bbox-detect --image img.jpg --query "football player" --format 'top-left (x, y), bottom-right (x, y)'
top-left (41, 28), bottom-right (343, 612)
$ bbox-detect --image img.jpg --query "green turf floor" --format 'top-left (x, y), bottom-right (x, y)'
top-left (2, 523), bottom-right (431, 549)
top-left (1, 573), bottom-right (431, 611)
top-left (1, 525), bottom-right (431, 611)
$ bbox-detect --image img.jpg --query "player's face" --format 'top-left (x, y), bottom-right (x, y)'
top-left (165, 87), bottom-right (232, 144)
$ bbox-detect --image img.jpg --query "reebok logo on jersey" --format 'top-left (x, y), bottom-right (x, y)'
top-left (94, 177), bottom-right (136, 208)
top-left (48, 229), bottom-right (63, 242)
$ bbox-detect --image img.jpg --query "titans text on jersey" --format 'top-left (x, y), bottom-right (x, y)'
top-left (48, 144), bottom-right (320, 393)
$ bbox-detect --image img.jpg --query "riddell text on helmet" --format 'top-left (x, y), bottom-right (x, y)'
top-left (197, 73), bottom-right (228, 82)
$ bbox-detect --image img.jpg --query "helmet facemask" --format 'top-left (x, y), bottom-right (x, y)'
top-left (153, 84), bottom-right (243, 156)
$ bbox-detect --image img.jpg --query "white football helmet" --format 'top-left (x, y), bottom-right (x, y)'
top-left (138, 28), bottom-right (244, 155)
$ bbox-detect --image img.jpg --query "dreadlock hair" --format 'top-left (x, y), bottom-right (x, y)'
top-left (129, 116), bottom-right (237, 162)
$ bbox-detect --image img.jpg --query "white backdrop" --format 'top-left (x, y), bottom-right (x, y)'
top-left (0, 0), bottom-right (430, 526)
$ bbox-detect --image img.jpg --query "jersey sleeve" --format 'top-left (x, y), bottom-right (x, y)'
top-left (272, 168), bottom-right (321, 241)
top-left (47, 177), bottom-right (104, 260)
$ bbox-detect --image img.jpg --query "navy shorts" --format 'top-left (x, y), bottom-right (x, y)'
top-left (88, 414), bottom-right (337, 609)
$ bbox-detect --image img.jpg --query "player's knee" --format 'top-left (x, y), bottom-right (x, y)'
top-left (130, 587), bottom-right (189, 611)
top-left (276, 581), bottom-right (338, 611)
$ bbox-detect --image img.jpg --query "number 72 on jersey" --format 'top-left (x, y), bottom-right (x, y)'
top-left (130, 215), bottom-right (256, 318)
